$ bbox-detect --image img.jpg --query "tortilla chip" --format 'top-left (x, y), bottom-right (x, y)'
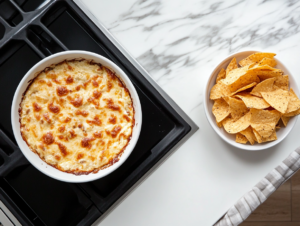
top-left (212, 99), bottom-right (230, 122)
top-left (222, 96), bottom-right (230, 104)
top-left (216, 68), bottom-right (226, 83)
top-left (230, 82), bottom-right (257, 96)
top-left (257, 57), bottom-right (277, 67)
top-left (223, 112), bottom-right (251, 134)
top-left (236, 93), bottom-right (270, 109)
top-left (217, 116), bottom-right (229, 128)
top-left (216, 119), bottom-right (223, 128)
top-left (276, 125), bottom-right (281, 129)
top-left (250, 77), bottom-right (276, 97)
top-left (281, 116), bottom-right (290, 127)
top-left (240, 127), bottom-right (256, 145)
top-left (210, 82), bottom-right (231, 100)
top-left (266, 131), bottom-right (278, 142)
top-left (253, 129), bottom-right (277, 143)
top-left (226, 58), bottom-right (238, 76)
top-left (252, 129), bottom-right (262, 143)
top-left (236, 133), bottom-right (248, 144)
top-left (222, 66), bottom-right (260, 93)
top-left (274, 75), bottom-right (289, 91)
top-left (261, 86), bottom-right (290, 113)
top-left (250, 109), bottom-right (281, 138)
top-left (249, 64), bottom-right (279, 71)
top-left (255, 70), bottom-right (283, 81)
top-left (222, 66), bottom-right (249, 85)
top-left (285, 88), bottom-right (300, 114)
top-left (228, 97), bottom-right (249, 121)
top-left (284, 108), bottom-right (300, 117)
top-left (239, 52), bottom-right (276, 67)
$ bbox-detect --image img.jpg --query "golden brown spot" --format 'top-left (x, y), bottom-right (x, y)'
top-left (111, 126), bottom-right (122, 138)
top-left (66, 76), bottom-right (74, 84)
top-left (46, 73), bottom-right (57, 79)
top-left (92, 80), bottom-right (99, 87)
top-left (87, 97), bottom-right (98, 107)
top-left (34, 114), bottom-right (41, 120)
top-left (67, 65), bottom-right (73, 71)
top-left (63, 117), bottom-right (71, 123)
top-left (38, 79), bottom-right (46, 84)
top-left (57, 98), bottom-right (65, 107)
top-left (106, 99), bottom-right (120, 111)
top-left (109, 115), bottom-right (117, 124)
top-left (57, 142), bottom-right (68, 156)
top-left (56, 86), bottom-right (69, 96)
top-left (93, 131), bottom-right (103, 138)
top-left (43, 113), bottom-right (51, 123)
top-left (48, 102), bottom-right (60, 114)
top-left (124, 90), bottom-right (130, 97)
top-left (97, 141), bottom-right (106, 153)
top-left (70, 97), bottom-right (83, 108)
top-left (75, 110), bottom-right (89, 117)
top-left (77, 153), bottom-right (84, 161)
top-left (107, 140), bottom-right (112, 148)
top-left (69, 130), bottom-right (76, 139)
top-left (118, 81), bottom-right (123, 87)
top-left (123, 114), bottom-right (130, 122)
top-left (81, 137), bottom-right (95, 149)
top-left (119, 133), bottom-right (126, 140)
top-left (58, 135), bottom-right (64, 140)
top-left (39, 144), bottom-right (45, 151)
top-left (52, 78), bottom-right (61, 84)
top-left (42, 132), bottom-right (54, 145)
top-left (33, 102), bottom-right (42, 112)
top-left (107, 81), bottom-right (113, 92)
top-left (83, 80), bottom-right (91, 88)
top-left (89, 156), bottom-right (95, 161)
top-left (47, 81), bottom-right (52, 87)
top-left (87, 116), bottom-right (102, 126)
top-left (58, 126), bottom-right (65, 133)
top-left (31, 127), bottom-right (37, 138)
top-left (55, 155), bottom-right (61, 161)
top-left (93, 90), bottom-right (102, 99)
top-left (75, 85), bottom-right (82, 91)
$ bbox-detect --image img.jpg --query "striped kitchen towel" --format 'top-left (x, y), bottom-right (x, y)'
top-left (214, 147), bottom-right (300, 226)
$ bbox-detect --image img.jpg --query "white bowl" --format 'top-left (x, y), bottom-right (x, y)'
top-left (11, 51), bottom-right (142, 182)
top-left (203, 50), bottom-right (298, 151)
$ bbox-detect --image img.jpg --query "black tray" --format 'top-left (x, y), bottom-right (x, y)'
top-left (0, 1), bottom-right (197, 225)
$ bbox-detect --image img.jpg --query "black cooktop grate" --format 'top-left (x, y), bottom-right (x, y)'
top-left (0, 1), bottom-right (195, 225)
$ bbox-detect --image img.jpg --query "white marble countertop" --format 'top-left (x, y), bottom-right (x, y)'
top-left (77, 0), bottom-right (300, 225)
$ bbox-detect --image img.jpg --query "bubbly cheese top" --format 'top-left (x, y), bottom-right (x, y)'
top-left (20, 60), bottom-right (134, 174)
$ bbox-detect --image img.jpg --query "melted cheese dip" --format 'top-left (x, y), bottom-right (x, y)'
top-left (20, 60), bottom-right (134, 174)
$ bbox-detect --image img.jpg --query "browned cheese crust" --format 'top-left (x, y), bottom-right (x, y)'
top-left (19, 59), bottom-right (134, 175)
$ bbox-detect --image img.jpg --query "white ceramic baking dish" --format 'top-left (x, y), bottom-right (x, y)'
top-left (11, 51), bottom-right (142, 183)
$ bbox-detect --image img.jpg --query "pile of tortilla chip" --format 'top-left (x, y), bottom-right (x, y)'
top-left (210, 52), bottom-right (300, 145)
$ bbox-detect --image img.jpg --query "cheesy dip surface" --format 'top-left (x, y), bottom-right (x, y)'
top-left (19, 59), bottom-right (134, 174)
